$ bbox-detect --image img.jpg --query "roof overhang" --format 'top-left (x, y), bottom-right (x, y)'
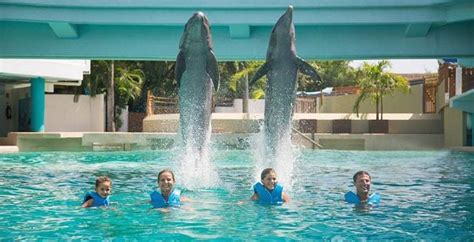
top-left (0, 0), bottom-right (473, 60)
top-left (450, 89), bottom-right (474, 113)
top-left (0, 59), bottom-right (89, 87)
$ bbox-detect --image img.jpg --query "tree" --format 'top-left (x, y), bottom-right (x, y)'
top-left (114, 66), bottom-right (144, 129)
top-left (225, 61), bottom-right (267, 99)
top-left (128, 61), bottom-right (176, 113)
top-left (107, 61), bottom-right (115, 131)
top-left (353, 60), bottom-right (409, 120)
top-left (298, 60), bottom-right (358, 91)
top-left (75, 60), bottom-right (144, 131)
top-left (76, 60), bottom-right (115, 131)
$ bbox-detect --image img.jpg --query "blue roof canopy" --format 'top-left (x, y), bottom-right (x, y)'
top-left (1, 0), bottom-right (473, 60)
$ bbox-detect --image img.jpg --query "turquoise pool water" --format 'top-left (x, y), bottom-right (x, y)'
top-left (0, 150), bottom-right (472, 240)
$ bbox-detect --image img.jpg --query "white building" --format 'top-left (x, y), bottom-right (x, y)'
top-left (0, 59), bottom-right (105, 138)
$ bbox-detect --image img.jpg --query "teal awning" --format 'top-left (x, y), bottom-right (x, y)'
top-left (450, 89), bottom-right (474, 113)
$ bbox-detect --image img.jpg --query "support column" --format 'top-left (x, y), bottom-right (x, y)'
top-left (455, 66), bottom-right (462, 96)
top-left (471, 113), bottom-right (474, 146)
top-left (30, 77), bottom-right (45, 132)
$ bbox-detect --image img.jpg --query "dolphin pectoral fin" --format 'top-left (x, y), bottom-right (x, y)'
top-left (296, 56), bottom-right (323, 86)
top-left (176, 50), bottom-right (186, 88)
top-left (250, 61), bottom-right (271, 87)
top-left (207, 50), bottom-right (220, 91)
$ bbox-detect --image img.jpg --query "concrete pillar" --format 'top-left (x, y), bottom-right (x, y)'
top-left (455, 66), bottom-right (462, 96)
top-left (471, 113), bottom-right (474, 146)
top-left (30, 77), bottom-right (45, 132)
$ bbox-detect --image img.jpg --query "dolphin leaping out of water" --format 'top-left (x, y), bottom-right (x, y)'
top-left (250, 6), bottom-right (322, 156)
top-left (176, 12), bottom-right (219, 155)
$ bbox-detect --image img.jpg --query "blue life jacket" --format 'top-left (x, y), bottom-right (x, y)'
top-left (83, 191), bottom-right (110, 207)
top-left (253, 182), bottom-right (283, 205)
top-left (344, 191), bottom-right (381, 205)
top-left (150, 189), bottom-right (181, 208)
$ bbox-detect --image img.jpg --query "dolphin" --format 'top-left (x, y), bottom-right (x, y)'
top-left (175, 12), bottom-right (219, 154)
top-left (250, 6), bottom-right (322, 156)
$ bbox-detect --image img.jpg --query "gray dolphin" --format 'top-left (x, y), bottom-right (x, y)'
top-left (176, 12), bottom-right (219, 153)
top-left (250, 6), bottom-right (322, 155)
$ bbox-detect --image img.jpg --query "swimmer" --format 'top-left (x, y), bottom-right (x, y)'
top-left (251, 168), bottom-right (290, 205)
top-left (82, 176), bottom-right (112, 208)
top-left (344, 170), bottom-right (380, 205)
top-left (150, 169), bottom-right (190, 209)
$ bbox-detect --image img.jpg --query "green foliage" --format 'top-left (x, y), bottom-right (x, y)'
top-left (219, 61), bottom-right (267, 99)
top-left (299, 60), bottom-right (358, 91)
top-left (114, 66), bottom-right (144, 109)
top-left (128, 61), bottom-right (176, 112)
top-left (78, 60), bottom-right (109, 97)
top-left (353, 60), bottom-right (409, 119)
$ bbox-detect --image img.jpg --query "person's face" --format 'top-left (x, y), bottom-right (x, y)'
top-left (354, 174), bottom-right (371, 194)
top-left (95, 181), bottom-right (112, 198)
top-left (158, 172), bottom-right (175, 193)
top-left (262, 172), bottom-right (278, 190)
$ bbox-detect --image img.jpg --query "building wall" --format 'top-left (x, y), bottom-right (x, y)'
top-left (215, 85), bottom-right (423, 114)
top-left (0, 86), bottom-right (30, 137)
top-left (443, 107), bottom-right (465, 147)
top-left (215, 99), bottom-right (265, 113)
top-left (319, 84), bottom-right (423, 113)
top-left (436, 79), bottom-right (447, 113)
top-left (45, 94), bottom-right (105, 132)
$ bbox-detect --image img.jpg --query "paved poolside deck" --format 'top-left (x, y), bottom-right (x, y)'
top-left (0, 146), bottom-right (19, 153)
top-left (0, 113), bottom-right (472, 153)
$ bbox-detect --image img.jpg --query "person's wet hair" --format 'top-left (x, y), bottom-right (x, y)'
top-left (95, 176), bottom-right (112, 188)
top-left (158, 169), bottom-right (176, 182)
top-left (353, 171), bottom-right (371, 182)
top-left (261, 168), bottom-right (276, 180)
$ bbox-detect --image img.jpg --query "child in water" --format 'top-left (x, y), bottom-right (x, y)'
top-left (251, 168), bottom-right (290, 205)
top-left (150, 169), bottom-right (189, 209)
top-left (82, 176), bottom-right (112, 208)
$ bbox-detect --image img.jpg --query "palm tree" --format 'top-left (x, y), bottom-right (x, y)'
top-left (227, 61), bottom-right (266, 99)
top-left (353, 60), bottom-right (409, 120)
top-left (76, 60), bottom-right (144, 131)
top-left (114, 65), bottom-right (144, 129)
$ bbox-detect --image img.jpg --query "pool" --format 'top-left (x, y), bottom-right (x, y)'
top-left (0, 150), bottom-right (472, 240)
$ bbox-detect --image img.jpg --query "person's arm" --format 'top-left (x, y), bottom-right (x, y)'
top-left (282, 192), bottom-right (290, 203)
top-left (82, 198), bottom-right (94, 208)
top-left (250, 192), bottom-right (259, 201)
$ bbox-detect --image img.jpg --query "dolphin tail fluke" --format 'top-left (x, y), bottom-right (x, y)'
top-left (207, 50), bottom-right (220, 91)
top-left (249, 61), bottom-right (271, 87)
top-left (296, 57), bottom-right (323, 87)
top-left (176, 50), bottom-right (186, 88)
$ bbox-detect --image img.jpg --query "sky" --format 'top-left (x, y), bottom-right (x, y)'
top-left (350, 59), bottom-right (439, 74)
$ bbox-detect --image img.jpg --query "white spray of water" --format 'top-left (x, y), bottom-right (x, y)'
top-left (173, 122), bottom-right (220, 190)
top-left (250, 120), bottom-right (296, 192)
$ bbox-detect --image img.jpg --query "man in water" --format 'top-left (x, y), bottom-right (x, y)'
top-left (344, 171), bottom-right (380, 205)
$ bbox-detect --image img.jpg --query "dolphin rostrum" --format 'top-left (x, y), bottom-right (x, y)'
top-left (176, 12), bottom-right (219, 154)
top-left (250, 6), bottom-right (322, 156)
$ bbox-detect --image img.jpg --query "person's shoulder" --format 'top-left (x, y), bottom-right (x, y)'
top-left (83, 191), bottom-right (95, 201)
top-left (369, 193), bottom-right (381, 204)
top-left (344, 191), bottom-right (356, 198)
top-left (150, 190), bottom-right (160, 198)
top-left (344, 191), bottom-right (359, 203)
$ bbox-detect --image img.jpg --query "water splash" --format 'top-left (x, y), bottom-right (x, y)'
top-left (173, 123), bottom-right (220, 190)
top-left (250, 121), bottom-right (297, 192)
